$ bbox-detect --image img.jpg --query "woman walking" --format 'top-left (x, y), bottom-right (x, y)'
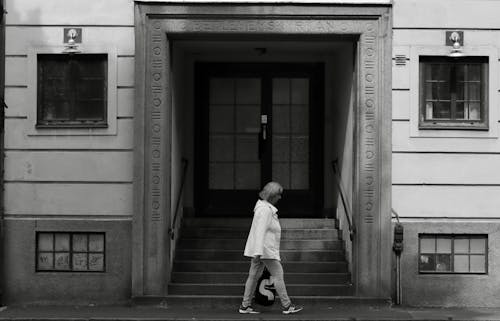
top-left (238, 182), bottom-right (303, 315)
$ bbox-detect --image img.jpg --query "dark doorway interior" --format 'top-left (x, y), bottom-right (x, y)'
top-left (195, 63), bottom-right (324, 217)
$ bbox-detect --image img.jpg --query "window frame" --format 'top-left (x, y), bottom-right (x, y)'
top-left (407, 45), bottom-right (498, 139)
top-left (36, 53), bottom-right (108, 129)
top-left (27, 47), bottom-right (118, 137)
top-left (418, 234), bottom-right (488, 275)
top-left (419, 56), bottom-right (489, 130)
top-left (35, 231), bottom-right (106, 273)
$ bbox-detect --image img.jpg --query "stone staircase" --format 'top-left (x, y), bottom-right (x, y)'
top-left (166, 217), bottom-right (354, 308)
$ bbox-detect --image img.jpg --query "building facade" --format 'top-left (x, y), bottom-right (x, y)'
top-left (0, 0), bottom-right (499, 308)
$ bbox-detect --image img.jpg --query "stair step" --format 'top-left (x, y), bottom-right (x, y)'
top-left (181, 228), bottom-right (339, 239)
top-left (175, 249), bottom-right (346, 261)
top-left (183, 218), bottom-right (337, 229)
top-left (172, 261), bottom-right (348, 273)
top-left (178, 239), bottom-right (344, 250)
top-left (171, 272), bottom-right (351, 284)
top-left (168, 283), bottom-right (353, 296)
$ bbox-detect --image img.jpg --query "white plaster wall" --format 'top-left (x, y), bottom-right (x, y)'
top-left (4, 0), bottom-right (135, 218)
top-left (392, 0), bottom-right (500, 307)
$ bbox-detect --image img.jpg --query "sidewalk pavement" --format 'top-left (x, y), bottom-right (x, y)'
top-left (2, 304), bottom-right (500, 321)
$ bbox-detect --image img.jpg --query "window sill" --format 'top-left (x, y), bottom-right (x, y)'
top-left (419, 122), bottom-right (489, 131)
top-left (36, 123), bottom-right (109, 129)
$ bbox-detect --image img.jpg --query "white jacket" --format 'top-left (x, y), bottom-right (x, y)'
top-left (243, 199), bottom-right (281, 261)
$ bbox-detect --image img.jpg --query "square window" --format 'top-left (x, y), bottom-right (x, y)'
top-left (419, 234), bottom-right (487, 274)
top-left (37, 54), bottom-right (107, 128)
top-left (419, 57), bottom-right (488, 130)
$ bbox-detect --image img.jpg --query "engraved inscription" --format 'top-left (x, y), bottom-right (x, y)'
top-left (361, 28), bottom-right (378, 225)
top-left (150, 20), bottom-right (163, 223)
top-left (183, 20), bottom-right (283, 32)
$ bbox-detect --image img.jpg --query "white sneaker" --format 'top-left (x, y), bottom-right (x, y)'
top-left (282, 304), bottom-right (303, 314)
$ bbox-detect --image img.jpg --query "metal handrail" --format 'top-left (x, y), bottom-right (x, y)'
top-left (391, 207), bottom-right (401, 223)
top-left (169, 157), bottom-right (189, 240)
top-left (331, 160), bottom-right (355, 241)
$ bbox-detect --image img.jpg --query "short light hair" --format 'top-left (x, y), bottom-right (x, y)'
top-left (259, 182), bottom-right (283, 201)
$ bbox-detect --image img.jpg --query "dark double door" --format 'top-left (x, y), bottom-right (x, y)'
top-left (195, 63), bottom-right (324, 217)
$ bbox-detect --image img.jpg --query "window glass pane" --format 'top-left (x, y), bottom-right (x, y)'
top-left (42, 101), bottom-right (71, 121)
top-left (436, 238), bottom-right (452, 253)
top-left (38, 233), bottom-right (53, 251)
top-left (470, 255), bottom-right (486, 273)
top-left (468, 64), bottom-right (481, 81)
top-left (273, 105), bottom-right (290, 133)
top-left (54, 253), bottom-right (70, 270)
top-left (75, 100), bottom-right (105, 121)
top-left (456, 64), bottom-right (465, 83)
top-left (235, 163), bottom-right (260, 189)
top-left (273, 78), bottom-right (290, 104)
top-left (425, 102), bottom-right (434, 120)
top-left (236, 135), bottom-right (259, 162)
top-left (89, 253), bottom-right (104, 271)
top-left (291, 163), bottom-right (309, 190)
top-left (437, 80), bottom-right (450, 101)
top-left (468, 82), bottom-right (481, 101)
top-left (291, 105), bottom-right (309, 134)
top-left (433, 102), bottom-right (451, 119)
top-left (210, 105), bottom-right (234, 133)
top-left (436, 254), bottom-right (451, 272)
top-left (456, 102), bottom-right (465, 119)
top-left (454, 238), bottom-right (469, 254)
top-left (236, 78), bottom-right (260, 104)
top-left (89, 234), bottom-right (104, 252)
top-left (54, 233), bottom-right (70, 251)
top-left (468, 102), bottom-right (481, 120)
top-left (210, 78), bottom-right (234, 104)
top-left (291, 78), bottom-right (309, 104)
top-left (470, 238), bottom-right (486, 254)
top-left (209, 163), bottom-right (234, 190)
top-left (272, 162), bottom-right (290, 189)
top-left (425, 82), bottom-right (433, 100)
top-left (420, 238), bottom-right (435, 253)
top-left (37, 253), bottom-right (54, 270)
top-left (454, 255), bottom-right (469, 273)
top-left (419, 254), bottom-right (435, 271)
top-left (272, 135), bottom-right (290, 162)
top-left (236, 105), bottom-right (260, 133)
top-left (73, 234), bottom-right (88, 252)
top-left (77, 78), bottom-right (105, 100)
top-left (209, 135), bottom-right (234, 162)
top-left (291, 136), bottom-right (309, 162)
top-left (73, 253), bottom-right (88, 271)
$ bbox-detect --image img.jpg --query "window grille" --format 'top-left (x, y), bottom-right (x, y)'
top-left (419, 56), bottom-right (488, 130)
top-left (419, 234), bottom-right (487, 274)
top-left (36, 232), bottom-right (105, 272)
top-left (37, 54), bottom-right (107, 128)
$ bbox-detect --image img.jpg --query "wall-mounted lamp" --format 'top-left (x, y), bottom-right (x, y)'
top-left (446, 31), bottom-right (464, 58)
top-left (63, 28), bottom-right (82, 53)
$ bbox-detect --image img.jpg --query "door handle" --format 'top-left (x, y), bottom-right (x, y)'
top-left (259, 115), bottom-right (268, 160)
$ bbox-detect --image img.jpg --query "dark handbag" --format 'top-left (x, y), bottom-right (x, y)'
top-left (254, 267), bottom-right (276, 306)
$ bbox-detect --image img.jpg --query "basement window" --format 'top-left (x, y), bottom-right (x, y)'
top-left (37, 54), bottom-right (108, 128)
top-left (419, 56), bottom-right (488, 130)
top-left (36, 232), bottom-right (105, 272)
top-left (419, 234), bottom-right (487, 274)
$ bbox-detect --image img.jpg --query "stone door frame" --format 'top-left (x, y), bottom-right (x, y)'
top-left (133, 2), bottom-right (392, 299)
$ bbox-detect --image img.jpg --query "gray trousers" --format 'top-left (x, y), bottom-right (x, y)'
top-left (241, 256), bottom-right (291, 308)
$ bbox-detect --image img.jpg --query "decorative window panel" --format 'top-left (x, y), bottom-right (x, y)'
top-left (36, 232), bottom-right (105, 272)
top-left (419, 234), bottom-right (487, 274)
top-left (419, 56), bottom-right (488, 130)
top-left (37, 54), bottom-right (107, 128)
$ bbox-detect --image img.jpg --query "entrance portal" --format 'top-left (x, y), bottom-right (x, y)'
top-left (195, 63), bottom-right (324, 217)
top-left (133, 2), bottom-right (392, 300)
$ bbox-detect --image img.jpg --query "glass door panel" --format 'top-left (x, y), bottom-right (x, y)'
top-left (271, 78), bottom-right (310, 190)
top-left (208, 78), bottom-right (261, 190)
